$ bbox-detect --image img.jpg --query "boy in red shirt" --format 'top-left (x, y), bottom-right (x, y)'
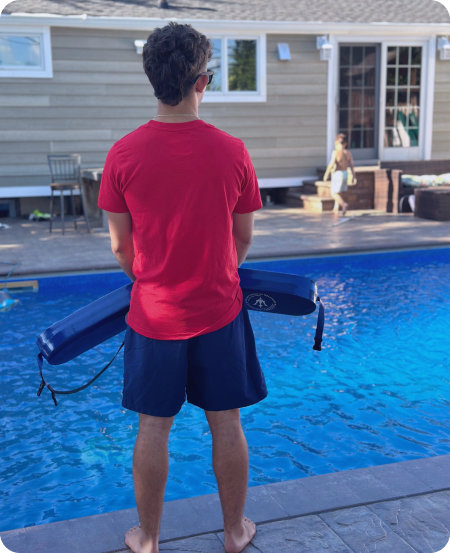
top-left (98, 22), bottom-right (267, 553)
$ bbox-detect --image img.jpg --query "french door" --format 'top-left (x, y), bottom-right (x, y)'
top-left (335, 40), bottom-right (428, 162)
top-left (338, 44), bottom-right (380, 161)
top-left (380, 44), bottom-right (424, 161)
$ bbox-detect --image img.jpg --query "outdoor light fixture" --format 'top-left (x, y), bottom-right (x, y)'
top-left (134, 40), bottom-right (146, 55)
top-left (438, 37), bottom-right (450, 60)
top-left (277, 43), bottom-right (291, 61)
top-left (316, 36), bottom-right (333, 61)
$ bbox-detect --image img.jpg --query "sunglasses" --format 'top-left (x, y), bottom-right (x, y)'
top-left (191, 70), bottom-right (214, 86)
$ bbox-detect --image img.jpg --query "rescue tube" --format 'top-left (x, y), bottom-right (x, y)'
top-left (36, 268), bottom-right (325, 405)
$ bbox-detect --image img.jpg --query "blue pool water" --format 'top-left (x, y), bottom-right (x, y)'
top-left (1, 248), bottom-right (450, 532)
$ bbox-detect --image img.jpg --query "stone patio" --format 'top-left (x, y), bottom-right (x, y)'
top-left (2, 455), bottom-right (450, 553)
top-left (2, 207), bottom-right (450, 277)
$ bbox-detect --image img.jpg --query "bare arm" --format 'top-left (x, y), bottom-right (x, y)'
top-left (106, 211), bottom-right (136, 282)
top-left (348, 152), bottom-right (356, 183)
top-left (232, 212), bottom-right (254, 267)
top-left (323, 151), bottom-right (336, 182)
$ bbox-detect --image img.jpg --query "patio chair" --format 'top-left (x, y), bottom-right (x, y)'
top-left (47, 154), bottom-right (91, 235)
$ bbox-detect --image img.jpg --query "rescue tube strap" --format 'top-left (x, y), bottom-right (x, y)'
top-left (313, 298), bottom-right (325, 351)
top-left (37, 341), bottom-right (124, 406)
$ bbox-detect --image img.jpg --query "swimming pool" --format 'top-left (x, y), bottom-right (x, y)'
top-left (1, 248), bottom-right (450, 532)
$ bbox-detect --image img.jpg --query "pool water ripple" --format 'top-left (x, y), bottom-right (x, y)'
top-left (1, 249), bottom-right (450, 531)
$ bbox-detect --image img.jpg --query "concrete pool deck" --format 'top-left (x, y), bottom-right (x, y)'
top-left (2, 454), bottom-right (450, 553)
top-left (1, 208), bottom-right (450, 277)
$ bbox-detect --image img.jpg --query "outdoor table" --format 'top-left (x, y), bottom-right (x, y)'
top-left (81, 168), bottom-right (107, 228)
top-left (414, 186), bottom-right (450, 221)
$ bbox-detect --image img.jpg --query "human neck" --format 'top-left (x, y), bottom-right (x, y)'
top-left (154, 98), bottom-right (200, 123)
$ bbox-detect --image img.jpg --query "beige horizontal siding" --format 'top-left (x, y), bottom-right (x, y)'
top-left (432, 58), bottom-right (450, 160)
top-left (0, 28), bottom-right (327, 191)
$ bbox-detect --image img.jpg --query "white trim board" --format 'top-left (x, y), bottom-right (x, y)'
top-left (0, 180), bottom-right (308, 198)
top-left (1, 14), bottom-right (450, 35)
top-left (0, 186), bottom-right (80, 198)
top-left (258, 177), bottom-right (312, 189)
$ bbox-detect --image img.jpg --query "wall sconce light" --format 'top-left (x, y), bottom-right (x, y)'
top-left (438, 37), bottom-right (450, 60)
top-left (134, 40), bottom-right (146, 55)
top-left (277, 43), bottom-right (291, 61)
top-left (316, 36), bottom-right (333, 61)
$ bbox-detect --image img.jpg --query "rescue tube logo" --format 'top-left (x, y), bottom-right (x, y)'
top-left (435, 0), bottom-right (450, 16)
top-left (245, 293), bottom-right (276, 312)
top-left (0, 537), bottom-right (16, 553)
top-left (435, 538), bottom-right (450, 552)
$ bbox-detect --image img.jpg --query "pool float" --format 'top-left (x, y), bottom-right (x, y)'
top-left (37, 268), bottom-right (325, 405)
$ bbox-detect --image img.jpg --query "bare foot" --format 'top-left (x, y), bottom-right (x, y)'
top-left (125, 525), bottom-right (158, 553)
top-left (342, 202), bottom-right (349, 216)
top-left (224, 517), bottom-right (256, 553)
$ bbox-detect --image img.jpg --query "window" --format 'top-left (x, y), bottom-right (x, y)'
top-left (384, 46), bottom-right (422, 148)
top-left (204, 35), bottom-right (266, 102)
top-left (0, 27), bottom-right (53, 78)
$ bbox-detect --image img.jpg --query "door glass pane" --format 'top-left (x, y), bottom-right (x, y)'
top-left (386, 108), bottom-right (395, 126)
top-left (365, 46), bottom-right (376, 65)
top-left (340, 46), bottom-right (351, 65)
top-left (351, 90), bottom-right (362, 108)
top-left (350, 129), bottom-right (362, 148)
top-left (364, 88), bottom-right (375, 107)
top-left (410, 68), bottom-right (421, 86)
top-left (340, 67), bottom-right (350, 87)
top-left (411, 47), bottom-right (422, 66)
top-left (339, 109), bottom-right (350, 128)
top-left (364, 68), bottom-right (376, 86)
top-left (227, 39), bottom-right (257, 92)
top-left (387, 47), bottom-right (397, 65)
top-left (206, 39), bottom-right (222, 92)
top-left (352, 47), bottom-right (364, 65)
top-left (339, 89), bottom-right (349, 108)
top-left (0, 35), bottom-right (42, 67)
top-left (387, 67), bottom-right (397, 85)
top-left (363, 129), bottom-right (374, 148)
top-left (398, 68), bottom-right (408, 85)
top-left (339, 45), bottom-right (378, 152)
top-left (399, 47), bottom-right (409, 65)
top-left (364, 109), bottom-right (375, 128)
top-left (384, 46), bottom-right (422, 148)
top-left (386, 89), bottom-right (395, 107)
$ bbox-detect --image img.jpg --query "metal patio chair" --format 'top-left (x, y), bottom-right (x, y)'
top-left (47, 154), bottom-right (91, 234)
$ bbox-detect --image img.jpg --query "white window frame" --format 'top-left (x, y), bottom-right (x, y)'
top-left (0, 26), bottom-right (53, 78)
top-left (203, 33), bottom-right (266, 103)
top-left (327, 35), bottom-right (435, 162)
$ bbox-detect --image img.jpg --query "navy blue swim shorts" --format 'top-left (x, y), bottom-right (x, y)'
top-left (122, 304), bottom-right (268, 417)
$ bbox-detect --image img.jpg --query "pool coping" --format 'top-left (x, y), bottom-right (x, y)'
top-left (4, 242), bottom-right (450, 281)
top-left (2, 454), bottom-right (450, 553)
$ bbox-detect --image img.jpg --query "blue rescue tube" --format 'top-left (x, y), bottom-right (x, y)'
top-left (36, 268), bottom-right (323, 367)
top-left (37, 283), bottom-right (132, 366)
top-left (36, 268), bottom-right (325, 405)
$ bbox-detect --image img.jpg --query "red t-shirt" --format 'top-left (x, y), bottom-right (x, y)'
top-left (98, 119), bottom-right (262, 340)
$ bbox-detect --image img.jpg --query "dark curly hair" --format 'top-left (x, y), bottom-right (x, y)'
top-left (143, 23), bottom-right (212, 106)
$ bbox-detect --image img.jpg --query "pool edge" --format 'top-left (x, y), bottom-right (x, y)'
top-left (3, 241), bottom-right (450, 281)
top-left (2, 454), bottom-right (450, 552)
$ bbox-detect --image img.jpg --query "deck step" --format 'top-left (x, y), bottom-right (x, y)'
top-left (315, 181), bottom-right (332, 198)
top-left (287, 190), bottom-right (335, 212)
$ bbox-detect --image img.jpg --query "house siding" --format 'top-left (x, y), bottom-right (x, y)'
top-left (0, 28), bottom-right (327, 193)
top-left (432, 57), bottom-right (450, 160)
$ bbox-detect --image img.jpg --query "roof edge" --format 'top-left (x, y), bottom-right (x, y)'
top-left (1, 13), bottom-right (450, 35)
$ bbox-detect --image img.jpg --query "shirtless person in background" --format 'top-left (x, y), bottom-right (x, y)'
top-left (324, 133), bottom-right (356, 216)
